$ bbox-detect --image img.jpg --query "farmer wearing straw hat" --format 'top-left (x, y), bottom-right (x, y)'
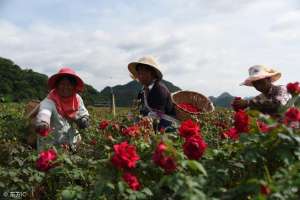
top-left (128, 56), bottom-right (176, 130)
top-left (232, 65), bottom-right (291, 115)
top-left (35, 67), bottom-right (89, 152)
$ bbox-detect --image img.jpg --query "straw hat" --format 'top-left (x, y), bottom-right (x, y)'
top-left (240, 65), bottom-right (281, 86)
top-left (128, 56), bottom-right (163, 80)
top-left (48, 67), bottom-right (84, 92)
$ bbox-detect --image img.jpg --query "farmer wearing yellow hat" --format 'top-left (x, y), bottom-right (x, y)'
top-left (128, 56), bottom-right (176, 130)
top-left (232, 65), bottom-right (291, 115)
top-left (35, 67), bottom-right (89, 152)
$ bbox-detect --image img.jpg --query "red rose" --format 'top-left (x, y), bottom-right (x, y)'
top-left (112, 123), bottom-right (120, 131)
top-left (231, 97), bottom-right (247, 111)
top-left (160, 156), bottom-right (177, 174)
top-left (159, 127), bottom-right (165, 133)
top-left (121, 125), bottom-right (140, 137)
top-left (111, 141), bottom-right (140, 169)
top-left (36, 149), bottom-right (57, 172)
top-left (38, 128), bottom-right (50, 137)
top-left (260, 184), bottom-right (271, 196)
top-left (234, 110), bottom-right (250, 133)
top-left (178, 103), bottom-right (200, 113)
top-left (179, 119), bottom-right (201, 139)
top-left (221, 127), bottom-right (239, 140)
top-left (257, 121), bottom-right (270, 133)
top-left (287, 82), bottom-right (300, 96)
top-left (90, 139), bottom-right (97, 145)
top-left (60, 144), bottom-right (69, 150)
top-left (183, 135), bottom-right (207, 160)
top-left (99, 120), bottom-right (109, 130)
top-left (285, 107), bottom-right (300, 122)
top-left (152, 142), bottom-right (177, 173)
top-left (122, 172), bottom-right (141, 191)
top-left (152, 142), bottom-right (167, 166)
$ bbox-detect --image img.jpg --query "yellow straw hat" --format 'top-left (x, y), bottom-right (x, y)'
top-left (128, 56), bottom-right (163, 80)
top-left (240, 65), bottom-right (281, 86)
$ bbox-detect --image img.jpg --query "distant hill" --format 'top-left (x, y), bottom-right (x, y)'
top-left (99, 80), bottom-right (181, 107)
top-left (209, 92), bottom-right (234, 108)
top-left (1, 56), bottom-right (237, 108)
top-left (0, 57), bottom-right (102, 105)
top-left (0, 57), bottom-right (181, 106)
top-left (0, 57), bottom-right (48, 102)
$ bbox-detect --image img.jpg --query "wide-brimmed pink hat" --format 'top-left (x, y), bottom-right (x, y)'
top-left (240, 65), bottom-right (281, 86)
top-left (48, 67), bottom-right (84, 92)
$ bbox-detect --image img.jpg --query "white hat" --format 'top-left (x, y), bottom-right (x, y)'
top-left (241, 65), bottom-right (281, 86)
top-left (128, 56), bottom-right (163, 80)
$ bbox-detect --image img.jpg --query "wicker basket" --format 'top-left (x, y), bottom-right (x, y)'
top-left (25, 100), bottom-right (40, 119)
top-left (171, 90), bottom-right (214, 121)
top-left (24, 100), bottom-right (40, 148)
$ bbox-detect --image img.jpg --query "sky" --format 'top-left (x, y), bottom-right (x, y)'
top-left (0, 0), bottom-right (299, 97)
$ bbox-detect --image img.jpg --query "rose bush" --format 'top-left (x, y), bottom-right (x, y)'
top-left (0, 97), bottom-right (300, 200)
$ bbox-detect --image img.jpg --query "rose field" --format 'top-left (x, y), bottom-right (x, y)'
top-left (1, 84), bottom-right (300, 200)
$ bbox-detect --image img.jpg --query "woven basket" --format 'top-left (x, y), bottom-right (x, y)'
top-left (171, 90), bottom-right (214, 121)
top-left (25, 100), bottom-right (40, 119)
top-left (24, 100), bottom-right (40, 148)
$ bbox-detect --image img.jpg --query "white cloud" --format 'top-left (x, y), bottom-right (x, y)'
top-left (0, 0), bottom-right (299, 98)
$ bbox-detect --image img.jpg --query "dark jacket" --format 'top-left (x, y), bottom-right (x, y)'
top-left (138, 80), bottom-right (175, 117)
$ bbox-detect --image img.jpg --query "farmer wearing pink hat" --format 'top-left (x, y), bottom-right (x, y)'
top-left (35, 67), bottom-right (89, 152)
top-left (232, 65), bottom-right (291, 115)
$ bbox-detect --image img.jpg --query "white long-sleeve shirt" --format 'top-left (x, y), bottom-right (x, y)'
top-left (36, 94), bottom-right (89, 151)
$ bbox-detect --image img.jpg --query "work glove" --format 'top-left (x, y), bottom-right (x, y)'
top-left (35, 121), bottom-right (50, 136)
top-left (76, 116), bottom-right (89, 129)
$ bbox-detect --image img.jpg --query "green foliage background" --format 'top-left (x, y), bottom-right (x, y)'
top-left (0, 57), bottom-right (181, 107)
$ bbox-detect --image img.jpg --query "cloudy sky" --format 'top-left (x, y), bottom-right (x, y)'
top-left (0, 0), bottom-right (299, 97)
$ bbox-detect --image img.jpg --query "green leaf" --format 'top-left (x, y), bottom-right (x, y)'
top-left (106, 182), bottom-right (115, 190)
top-left (12, 177), bottom-right (22, 183)
top-left (278, 133), bottom-right (293, 143)
top-left (64, 157), bottom-right (73, 165)
top-left (186, 160), bottom-right (207, 176)
top-left (34, 173), bottom-right (44, 183)
top-left (8, 171), bottom-right (17, 177)
top-left (141, 188), bottom-right (153, 196)
top-left (61, 189), bottom-right (77, 200)
top-left (0, 182), bottom-right (5, 187)
top-left (118, 181), bottom-right (125, 193)
top-left (233, 162), bottom-right (245, 169)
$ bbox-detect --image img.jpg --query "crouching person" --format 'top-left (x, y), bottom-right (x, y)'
top-left (232, 65), bottom-right (291, 116)
top-left (35, 67), bottom-right (89, 152)
top-left (128, 56), bottom-right (177, 131)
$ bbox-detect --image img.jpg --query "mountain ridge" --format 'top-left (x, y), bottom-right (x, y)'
top-left (0, 56), bottom-right (236, 108)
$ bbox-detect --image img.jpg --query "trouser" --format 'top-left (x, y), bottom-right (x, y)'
top-left (152, 119), bottom-right (176, 133)
top-left (158, 119), bottom-right (172, 130)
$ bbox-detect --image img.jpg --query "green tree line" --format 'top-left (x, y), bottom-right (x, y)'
top-left (0, 57), bottom-right (102, 105)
